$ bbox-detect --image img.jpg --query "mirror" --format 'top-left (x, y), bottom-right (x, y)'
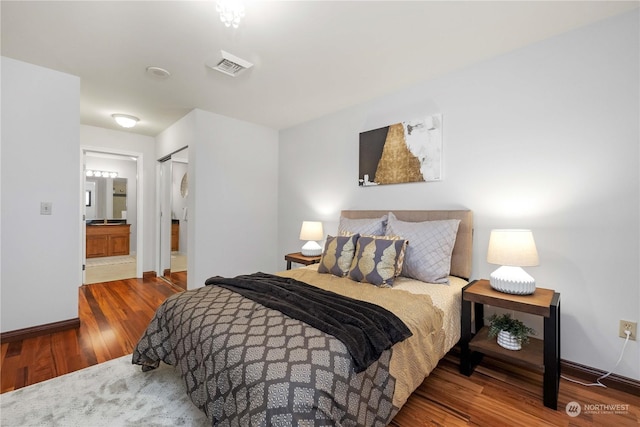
top-left (112, 178), bottom-right (127, 218)
top-left (85, 177), bottom-right (127, 220)
top-left (180, 173), bottom-right (188, 198)
top-left (159, 147), bottom-right (188, 289)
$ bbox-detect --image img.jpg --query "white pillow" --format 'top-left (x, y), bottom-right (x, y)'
top-left (385, 212), bottom-right (460, 284)
top-left (338, 215), bottom-right (387, 236)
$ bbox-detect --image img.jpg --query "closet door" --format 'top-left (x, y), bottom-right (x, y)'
top-left (158, 146), bottom-right (188, 289)
top-left (170, 148), bottom-right (188, 289)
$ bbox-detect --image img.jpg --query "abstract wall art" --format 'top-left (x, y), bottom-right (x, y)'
top-left (359, 114), bottom-right (442, 186)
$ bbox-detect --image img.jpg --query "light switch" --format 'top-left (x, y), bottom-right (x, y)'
top-left (40, 202), bottom-right (52, 215)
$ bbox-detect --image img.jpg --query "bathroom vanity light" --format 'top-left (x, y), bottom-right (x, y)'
top-left (86, 170), bottom-right (118, 178)
top-left (299, 221), bottom-right (324, 256)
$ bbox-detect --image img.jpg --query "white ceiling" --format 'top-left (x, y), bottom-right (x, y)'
top-left (2, 1), bottom-right (637, 136)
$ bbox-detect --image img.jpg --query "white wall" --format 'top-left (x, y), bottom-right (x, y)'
top-left (155, 111), bottom-right (196, 158)
top-left (80, 125), bottom-right (156, 273)
top-left (278, 11), bottom-right (639, 379)
top-left (1, 57), bottom-right (81, 331)
top-left (156, 109), bottom-right (279, 289)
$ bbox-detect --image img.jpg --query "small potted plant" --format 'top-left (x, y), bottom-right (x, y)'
top-left (487, 313), bottom-right (535, 351)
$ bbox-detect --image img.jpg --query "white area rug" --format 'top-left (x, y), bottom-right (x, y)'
top-left (0, 355), bottom-right (209, 426)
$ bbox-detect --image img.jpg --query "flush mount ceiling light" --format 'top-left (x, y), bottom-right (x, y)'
top-left (145, 66), bottom-right (171, 79)
top-left (112, 114), bottom-right (139, 128)
top-left (216, 0), bottom-right (245, 28)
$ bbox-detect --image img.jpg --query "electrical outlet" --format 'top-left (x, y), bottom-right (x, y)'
top-left (619, 320), bottom-right (637, 340)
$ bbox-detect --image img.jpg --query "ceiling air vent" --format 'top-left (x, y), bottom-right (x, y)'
top-left (208, 50), bottom-right (253, 77)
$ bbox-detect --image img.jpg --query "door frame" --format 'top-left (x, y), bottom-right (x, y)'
top-left (80, 146), bottom-right (145, 281)
top-left (156, 157), bottom-right (172, 279)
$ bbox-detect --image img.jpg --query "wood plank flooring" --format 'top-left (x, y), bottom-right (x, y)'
top-left (170, 270), bottom-right (188, 290)
top-left (1, 277), bottom-right (182, 393)
top-left (392, 353), bottom-right (640, 426)
top-left (2, 277), bottom-right (639, 426)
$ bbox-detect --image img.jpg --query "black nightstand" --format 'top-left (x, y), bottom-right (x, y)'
top-left (285, 252), bottom-right (321, 270)
top-left (460, 279), bottom-right (561, 410)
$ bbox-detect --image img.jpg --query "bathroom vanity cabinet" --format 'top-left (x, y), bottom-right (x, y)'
top-left (86, 224), bottom-right (131, 258)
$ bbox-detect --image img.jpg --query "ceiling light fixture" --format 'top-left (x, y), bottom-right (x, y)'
top-left (146, 66), bottom-right (171, 79)
top-left (112, 114), bottom-right (139, 128)
top-left (216, 0), bottom-right (245, 29)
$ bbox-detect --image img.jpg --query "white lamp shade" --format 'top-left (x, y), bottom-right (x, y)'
top-left (299, 221), bottom-right (323, 256)
top-left (487, 229), bottom-right (539, 267)
top-left (299, 221), bottom-right (324, 241)
top-left (487, 229), bottom-right (539, 295)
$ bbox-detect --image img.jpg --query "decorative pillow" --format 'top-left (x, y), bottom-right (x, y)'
top-left (359, 234), bottom-right (408, 277)
top-left (317, 234), bottom-right (360, 277)
top-left (338, 215), bottom-right (387, 237)
top-left (347, 235), bottom-right (408, 287)
top-left (386, 212), bottom-right (460, 284)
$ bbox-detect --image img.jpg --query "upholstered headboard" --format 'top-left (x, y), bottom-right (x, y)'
top-left (340, 210), bottom-right (473, 280)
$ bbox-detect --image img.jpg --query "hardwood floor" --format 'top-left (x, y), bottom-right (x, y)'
top-left (2, 277), bottom-right (639, 426)
top-left (1, 277), bottom-right (182, 393)
top-left (170, 270), bottom-right (188, 289)
top-left (392, 353), bottom-right (640, 426)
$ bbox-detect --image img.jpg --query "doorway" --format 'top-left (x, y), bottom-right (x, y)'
top-left (158, 147), bottom-right (188, 289)
top-left (82, 149), bottom-right (143, 284)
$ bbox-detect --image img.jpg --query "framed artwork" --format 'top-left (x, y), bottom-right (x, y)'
top-left (359, 114), bottom-right (442, 186)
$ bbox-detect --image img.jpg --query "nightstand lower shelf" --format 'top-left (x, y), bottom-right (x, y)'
top-left (469, 327), bottom-right (544, 371)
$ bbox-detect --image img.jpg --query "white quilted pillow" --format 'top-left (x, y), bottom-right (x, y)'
top-left (338, 215), bottom-right (387, 236)
top-left (385, 212), bottom-right (460, 284)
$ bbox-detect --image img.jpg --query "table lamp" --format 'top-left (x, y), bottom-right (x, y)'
top-left (487, 229), bottom-right (539, 295)
top-left (299, 221), bottom-right (324, 256)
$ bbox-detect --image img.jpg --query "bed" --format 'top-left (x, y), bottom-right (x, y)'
top-left (133, 209), bottom-right (473, 426)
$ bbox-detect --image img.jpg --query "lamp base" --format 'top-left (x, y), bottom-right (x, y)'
top-left (301, 241), bottom-right (322, 257)
top-left (489, 266), bottom-right (536, 295)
